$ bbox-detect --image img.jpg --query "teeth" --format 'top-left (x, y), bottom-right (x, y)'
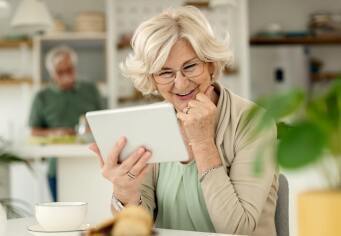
top-left (177, 90), bottom-right (192, 96)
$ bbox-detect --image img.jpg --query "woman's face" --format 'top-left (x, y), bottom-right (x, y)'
top-left (153, 39), bottom-right (214, 112)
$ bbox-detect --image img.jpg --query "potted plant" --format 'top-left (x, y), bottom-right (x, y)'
top-left (0, 137), bottom-right (32, 220)
top-left (248, 79), bottom-right (340, 236)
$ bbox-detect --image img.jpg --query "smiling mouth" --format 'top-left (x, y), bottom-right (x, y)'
top-left (174, 88), bottom-right (197, 101)
top-left (175, 88), bottom-right (196, 96)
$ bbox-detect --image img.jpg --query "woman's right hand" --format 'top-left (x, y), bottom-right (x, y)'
top-left (89, 136), bottom-right (151, 205)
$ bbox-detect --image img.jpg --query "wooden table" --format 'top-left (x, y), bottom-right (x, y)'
top-left (5, 217), bottom-right (239, 236)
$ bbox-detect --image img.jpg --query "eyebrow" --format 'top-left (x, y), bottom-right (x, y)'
top-left (161, 57), bottom-right (198, 70)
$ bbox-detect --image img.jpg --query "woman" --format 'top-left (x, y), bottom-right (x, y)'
top-left (89, 6), bottom-right (278, 236)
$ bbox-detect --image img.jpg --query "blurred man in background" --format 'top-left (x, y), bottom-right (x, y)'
top-left (28, 46), bottom-right (103, 201)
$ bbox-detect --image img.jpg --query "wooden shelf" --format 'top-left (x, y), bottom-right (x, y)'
top-left (250, 36), bottom-right (341, 46)
top-left (0, 78), bottom-right (33, 85)
top-left (184, 1), bottom-right (209, 8)
top-left (41, 32), bottom-right (106, 41)
top-left (40, 32), bottom-right (106, 49)
top-left (0, 39), bottom-right (32, 49)
top-left (311, 72), bottom-right (341, 82)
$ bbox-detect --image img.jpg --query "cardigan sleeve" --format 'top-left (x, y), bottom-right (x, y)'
top-left (200, 111), bottom-right (277, 235)
top-left (140, 164), bottom-right (158, 219)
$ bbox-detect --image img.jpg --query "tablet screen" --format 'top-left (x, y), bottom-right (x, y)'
top-left (86, 103), bottom-right (189, 163)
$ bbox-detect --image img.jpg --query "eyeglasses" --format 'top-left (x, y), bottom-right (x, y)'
top-left (153, 59), bottom-right (205, 85)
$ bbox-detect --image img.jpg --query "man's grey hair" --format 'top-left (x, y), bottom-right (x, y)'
top-left (45, 46), bottom-right (78, 77)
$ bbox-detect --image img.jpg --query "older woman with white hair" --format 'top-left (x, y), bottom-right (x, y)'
top-left (90, 6), bottom-right (278, 236)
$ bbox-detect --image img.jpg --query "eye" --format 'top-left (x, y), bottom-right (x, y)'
top-left (183, 63), bottom-right (198, 71)
top-left (158, 71), bottom-right (173, 78)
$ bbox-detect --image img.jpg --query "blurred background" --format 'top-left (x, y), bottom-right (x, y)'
top-left (0, 0), bottom-right (340, 235)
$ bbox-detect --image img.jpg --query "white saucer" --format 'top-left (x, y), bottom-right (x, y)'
top-left (27, 224), bottom-right (90, 236)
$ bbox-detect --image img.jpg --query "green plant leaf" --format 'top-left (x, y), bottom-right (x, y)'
top-left (258, 89), bottom-right (305, 120)
top-left (277, 121), bottom-right (326, 169)
top-left (246, 90), bottom-right (305, 137)
top-left (0, 153), bottom-right (32, 172)
top-left (276, 122), bottom-right (292, 140)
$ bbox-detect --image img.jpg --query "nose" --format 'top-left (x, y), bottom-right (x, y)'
top-left (173, 70), bottom-right (190, 90)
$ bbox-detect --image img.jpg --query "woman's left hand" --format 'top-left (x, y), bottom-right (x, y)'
top-left (177, 85), bottom-right (218, 146)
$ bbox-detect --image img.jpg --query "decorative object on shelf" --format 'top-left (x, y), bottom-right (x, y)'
top-left (260, 23), bottom-right (284, 38)
top-left (248, 80), bottom-right (341, 236)
top-left (11, 0), bottom-right (53, 34)
top-left (0, 0), bottom-right (10, 18)
top-left (49, 17), bottom-right (67, 34)
top-left (309, 58), bottom-right (341, 82)
top-left (184, 0), bottom-right (236, 8)
top-left (184, 0), bottom-right (209, 8)
top-left (309, 11), bottom-right (341, 37)
top-left (74, 11), bottom-right (106, 33)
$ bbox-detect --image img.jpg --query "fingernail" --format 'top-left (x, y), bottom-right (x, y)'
top-left (88, 144), bottom-right (95, 151)
top-left (118, 137), bottom-right (125, 145)
top-left (138, 147), bottom-right (145, 154)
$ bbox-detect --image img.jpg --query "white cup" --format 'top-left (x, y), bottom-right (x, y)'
top-left (35, 202), bottom-right (87, 231)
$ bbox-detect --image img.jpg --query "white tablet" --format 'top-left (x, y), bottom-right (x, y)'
top-left (86, 102), bottom-right (189, 163)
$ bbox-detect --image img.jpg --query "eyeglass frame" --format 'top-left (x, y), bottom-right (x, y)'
top-left (152, 58), bottom-right (206, 85)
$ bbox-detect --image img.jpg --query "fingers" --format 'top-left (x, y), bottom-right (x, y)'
top-left (177, 111), bottom-right (187, 121)
top-left (107, 136), bottom-right (126, 167)
top-left (88, 143), bottom-right (104, 167)
top-left (135, 164), bottom-right (151, 182)
top-left (128, 151), bottom-right (151, 176)
top-left (118, 147), bottom-right (147, 175)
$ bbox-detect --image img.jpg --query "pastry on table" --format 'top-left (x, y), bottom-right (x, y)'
top-left (85, 205), bottom-right (154, 236)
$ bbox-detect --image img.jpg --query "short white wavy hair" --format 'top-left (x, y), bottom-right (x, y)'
top-left (120, 6), bottom-right (233, 95)
top-left (45, 45), bottom-right (78, 77)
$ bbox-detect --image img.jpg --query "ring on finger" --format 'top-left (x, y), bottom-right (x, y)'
top-left (127, 171), bottom-right (136, 180)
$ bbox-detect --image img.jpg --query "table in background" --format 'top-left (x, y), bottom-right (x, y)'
top-left (13, 144), bottom-right (113, 224)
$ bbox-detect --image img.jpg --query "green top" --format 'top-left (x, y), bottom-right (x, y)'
top-left (29, 81), bottom-right (102, 176)
top-left (155, 161), bottom-right (215, 232)
top-left (29, 81), bottom-right (102, 129)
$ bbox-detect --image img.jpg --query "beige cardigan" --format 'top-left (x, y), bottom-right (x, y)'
top-left (140, 82), bottom-right (279, 236)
